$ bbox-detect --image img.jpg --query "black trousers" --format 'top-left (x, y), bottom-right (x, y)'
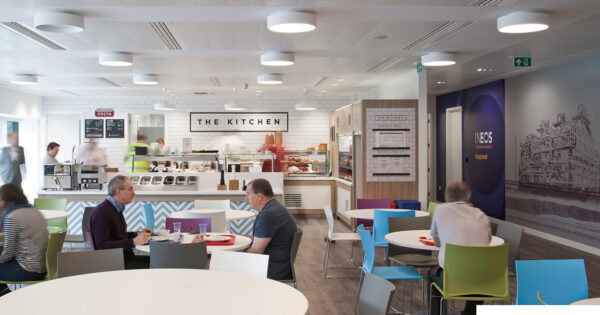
top-left (124, 252), bottom-right (150, 270)
top-left (429, 266), bottom-right (482, 315)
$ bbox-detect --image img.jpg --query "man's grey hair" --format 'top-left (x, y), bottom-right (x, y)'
top-left (108, 175), bottom-right (130, 196)
top-left (445, 182), bottom-right (471, 202)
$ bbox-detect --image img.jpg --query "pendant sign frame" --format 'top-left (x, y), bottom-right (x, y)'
top-left (190, 112), bottom-right (288, 132)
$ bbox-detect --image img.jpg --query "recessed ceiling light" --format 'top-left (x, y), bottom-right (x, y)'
top-left (436, 81), bottom-right (446, 85)
top-left (331, 83), bottom-right (338, 87)
top-left (321, 90), bottom-right (327, 93)
top-left (34, 11), bottom-right (84, 33)
top-left (267, 11), bottom-right (316, 33)
top-left (421, 52), bottom-right (456, 67)
top-left (10, 74), bottom-right (38, 85)
top-left (257, 73), bottom-right (283, 85)
top-left (133, 74), bottom-right (159, 85)
top-left (154, 102), bottom-right (176, 111)
top-left (224, 103), bottom-right (247, 111)
top-left (255, 90), bottom-right (263, 93)
top-left (368, 35), bottom-right (387, 40)
top-left (260, 52), bottom-right (295, 66)
top-left (295, 103), bottom-right (317, 111)
top-left (337, 79), bottom-right (345, 82)
top-left (99, 52), bottom-right (133, 67)
top-left (497, 11), bottom-right (549, 34)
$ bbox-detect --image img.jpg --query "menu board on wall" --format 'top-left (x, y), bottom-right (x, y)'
top-left (366, 108), bottom-right (416, 182)
top-left (84, 119), bottom-right (104, 138)
top-left (105, 119), bottom-right (125, 138)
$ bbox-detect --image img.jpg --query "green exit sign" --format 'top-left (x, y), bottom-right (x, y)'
top-left (417, 63), bottom-right (422, 73)
top-left (514, 57), bottom-right (532, 67)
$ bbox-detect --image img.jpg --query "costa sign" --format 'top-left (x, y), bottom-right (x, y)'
top-left (95, 108), bottom-right (114, 117)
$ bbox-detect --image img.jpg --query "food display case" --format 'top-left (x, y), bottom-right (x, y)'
top-left (338, 133), bottom-right (353, 181)
top-left (220, 153), bottom-right (275, 173)
top-left (282, 150), bottom-right (330, 177)
top-left (130, 153), bottom-right (219, 172)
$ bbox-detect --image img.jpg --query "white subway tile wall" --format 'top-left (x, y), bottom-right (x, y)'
top-left (42, 95), bottom-right (352, 170)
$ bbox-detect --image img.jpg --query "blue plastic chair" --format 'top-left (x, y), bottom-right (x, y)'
top-left (515, 259), bottom-right (588, 305)
top-left (143, 203), bottom-right (155, 230)
top-left (357, 225), bottom-right (423, 313)
top-left (373, 209), bottom-right (415, 265)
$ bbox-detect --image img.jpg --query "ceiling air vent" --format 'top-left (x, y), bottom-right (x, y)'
top-left (96, 77), bottom-right (121, 87)
top-left (194, 91), bottom-right (215, 95)
top-left (403, 21), bottom-right (473, 51)
top-left (149, 22), bottom-right (184, 50)
top-left (312, 76), bottom-right (327, 88)
top-left (366, 56), bottom-right (403, 73)
top-left (208, 77), bottom-right (221, 87)
top-left (0, 22), bottom-right (67, 50)
top-left (284, 194), bottom-right (302, 208)
top-left (469, 0), bottom-right (518, 7)
top-left (59, 90), bottom-right (81, 96)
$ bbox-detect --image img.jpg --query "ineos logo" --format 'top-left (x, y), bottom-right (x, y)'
top-left (474, 131), bottom-right (493, 144)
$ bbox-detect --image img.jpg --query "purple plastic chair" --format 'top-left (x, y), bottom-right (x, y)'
top-left (356, 198), bottom-right (391, 229)
top-left (165, 218), bottom-right (212, 233)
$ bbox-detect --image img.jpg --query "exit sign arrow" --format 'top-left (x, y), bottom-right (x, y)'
top-left (514, 57), bottom-right (532, 67)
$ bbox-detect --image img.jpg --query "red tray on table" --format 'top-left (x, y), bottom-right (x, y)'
top-left (201, 234), bottom-right (236, 246)
top-left (418, 236), bottom-right (436, 246)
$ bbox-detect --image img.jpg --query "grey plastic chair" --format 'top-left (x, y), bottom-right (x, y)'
top-left (81, 206), bottom-right (95, 249)
top-left (323, 205), bottom-right (361, 278)
top-left (279, 228), bottom-right (303, 288)
top-left (57, 248), bottom-right (124, 278)
top-left (358, 272), bottom-right (396, 315)
top-left (495, 220), bottom-right (523, 274)
top-left (387, 216), bottom-right (438, 267)
top-left (149, 241), bottom-right (208, 269)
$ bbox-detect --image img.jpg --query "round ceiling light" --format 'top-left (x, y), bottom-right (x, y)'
top-left (497, 11), bottom-right (549, 34)
top-left (224, 103), bottom-right (247, 111)
top-left (99, 52), bottom-right (133, 67)
top-left (133, 74), bottom-right (159, 85)
top-left (154, 102), bottom-right (176, 111)
top-left (267, 11), bottom-right (316, 33)
top-left (11, 74), bottom-right (38, 85)
top-left (257, 73), bottom-right (283, 85)
top-left (34, 11), bottom-right (84, 33)
top-left (421, 52), bottom-right (456, 67)
top-left (295, 103), bottom-right (317, 111)
top-left (260, 52), bottom-right (295, 66)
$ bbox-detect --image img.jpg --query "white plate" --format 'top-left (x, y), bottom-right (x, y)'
top-left (204, 234), bottom-right (231, 242)
top-left (150, 236), bottom-right (169, 242)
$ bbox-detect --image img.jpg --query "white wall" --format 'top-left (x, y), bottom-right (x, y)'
top-left (368, 69), bottom-right (419, 99)
top-left (43, 95), bottom-right (352, 170)
top-left (0, 86), bottom-right (42, 118)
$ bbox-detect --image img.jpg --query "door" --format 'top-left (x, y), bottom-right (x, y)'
top-left (445, 106), bottom-right (462, 186)
top-left (46, 114), bottom-right (81, 162)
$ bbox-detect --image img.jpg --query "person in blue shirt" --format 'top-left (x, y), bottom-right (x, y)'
top-left (89, 175), bottom-right (152, 269)
top-left (246, 178), bottom-right (297, 280)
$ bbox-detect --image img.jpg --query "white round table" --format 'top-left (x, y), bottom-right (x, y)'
top-left (170, 209), bottom-right (257, 221)
top-left (345, 208), bottom-right (430, 220)
top-left (385, 229), bottom-right (504, 251)
top-left (136, 233), bottom-right (252, 254)
top-left (0, 269), bottom-right (308, 315)
top-left (571, 297), bottom-right (600, 305)
top-left (39, 210), bottom-right (69, 221)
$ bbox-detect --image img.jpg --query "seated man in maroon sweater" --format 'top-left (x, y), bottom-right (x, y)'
top-left (90, 175), bottom-right (152, 269)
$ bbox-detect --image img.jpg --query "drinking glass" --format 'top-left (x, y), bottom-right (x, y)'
top-left (173, 222), bottom-right (182, 234)
top-left (198, 223), bottom-right (208, 237)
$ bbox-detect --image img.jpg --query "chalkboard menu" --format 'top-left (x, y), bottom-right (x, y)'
top-left (85, 119), bottom-right (104, 138)
top-left (106, 119), bottom-right (125, 138)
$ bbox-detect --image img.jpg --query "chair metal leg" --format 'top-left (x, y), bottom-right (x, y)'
top-left (323, 239), bottom-right (331, 277)
top-left (354, 271), bottom-right (365, 314)
top-left (383, 247), bottom-right (389, 266)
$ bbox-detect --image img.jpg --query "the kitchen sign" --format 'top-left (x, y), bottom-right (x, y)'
top-left (190, 112), bottom-right (288, 132)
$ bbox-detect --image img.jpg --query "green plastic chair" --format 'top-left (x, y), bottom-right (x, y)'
top-left (431, 243), bottom-right (510, 313)
top-left (0, 230), bottom-right (66, 286)
top-left (427, 202), bottom-right (440, 218)
top-left (34, 198), bottom-right (68, 231)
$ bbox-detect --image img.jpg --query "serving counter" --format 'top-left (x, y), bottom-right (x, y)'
top-left (39, 172), bottom-right (283, 236)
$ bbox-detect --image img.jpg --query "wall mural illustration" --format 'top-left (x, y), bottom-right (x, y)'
top-left (505, 53), bottom-right (600, 248)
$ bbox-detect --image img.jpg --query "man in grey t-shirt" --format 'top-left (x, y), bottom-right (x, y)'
top-left (246, 178), bottom-right (297, 280)
top-left (429, 182), bottom-right (491, 315)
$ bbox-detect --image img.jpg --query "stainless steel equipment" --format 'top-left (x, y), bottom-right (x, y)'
top-left (130, 173), bottom-right (197, 191)
top-left (79, 165), bottom-right (105, 190)
top-left (43, 164), bottom-right (79, 190)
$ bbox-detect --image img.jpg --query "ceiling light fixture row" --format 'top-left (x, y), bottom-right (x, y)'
top-left (267, 11), bottom-right (316, 33)
top-left (133, 74), bottom-right (159, 85)
top-left (257, 73), bottom-right (283, 85)
top-left (420, 11), bottom-right (549, 68)
top-left (154, 101), bottom-right (176, 111)
top-left (11, 74), bottom-right (38, 85)
top-left (261, 52), bottom-right (295, 66)
top-left (34, 11), bottom-right (84, 33)
top-left (99, 52), bottom-right (133, 67)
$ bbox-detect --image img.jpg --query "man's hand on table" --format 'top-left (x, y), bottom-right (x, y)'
top-left (133, 231), bottom-right (151, 245)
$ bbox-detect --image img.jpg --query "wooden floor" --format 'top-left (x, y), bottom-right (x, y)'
top-left (292, 214), bottom-right (600, 315)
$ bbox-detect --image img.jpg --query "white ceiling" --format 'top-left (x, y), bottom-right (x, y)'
top-left (0, 0), bottom-right (599, 97)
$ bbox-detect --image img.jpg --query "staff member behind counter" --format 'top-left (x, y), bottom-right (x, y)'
top-left (74, 138), bottom-right (107, 165)
top-left (125, 134), bottom-right (149, 173)
top-left (42, 142), bottom-right (60, 164)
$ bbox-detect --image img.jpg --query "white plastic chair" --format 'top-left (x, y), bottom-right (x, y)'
top-left (183, 209), bottom-right (227, 233)
top-left (194, 199), bottom-right (231, 210)
top-left (323, 205), bottom-right (361, 278)
top-left (209, 251), bottom-right (269, 278)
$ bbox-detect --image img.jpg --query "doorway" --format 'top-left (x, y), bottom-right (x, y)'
top-left (445, 106), bottom-right (462, 186)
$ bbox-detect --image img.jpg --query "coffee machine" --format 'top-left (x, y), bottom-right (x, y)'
top-left (43, 164), bottom-right (79, 190)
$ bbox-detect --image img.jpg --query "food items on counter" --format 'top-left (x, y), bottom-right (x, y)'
top-left (306, 146), bottom-right (315, 151)
top-left (288, 166), bottom-right (300, 173)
